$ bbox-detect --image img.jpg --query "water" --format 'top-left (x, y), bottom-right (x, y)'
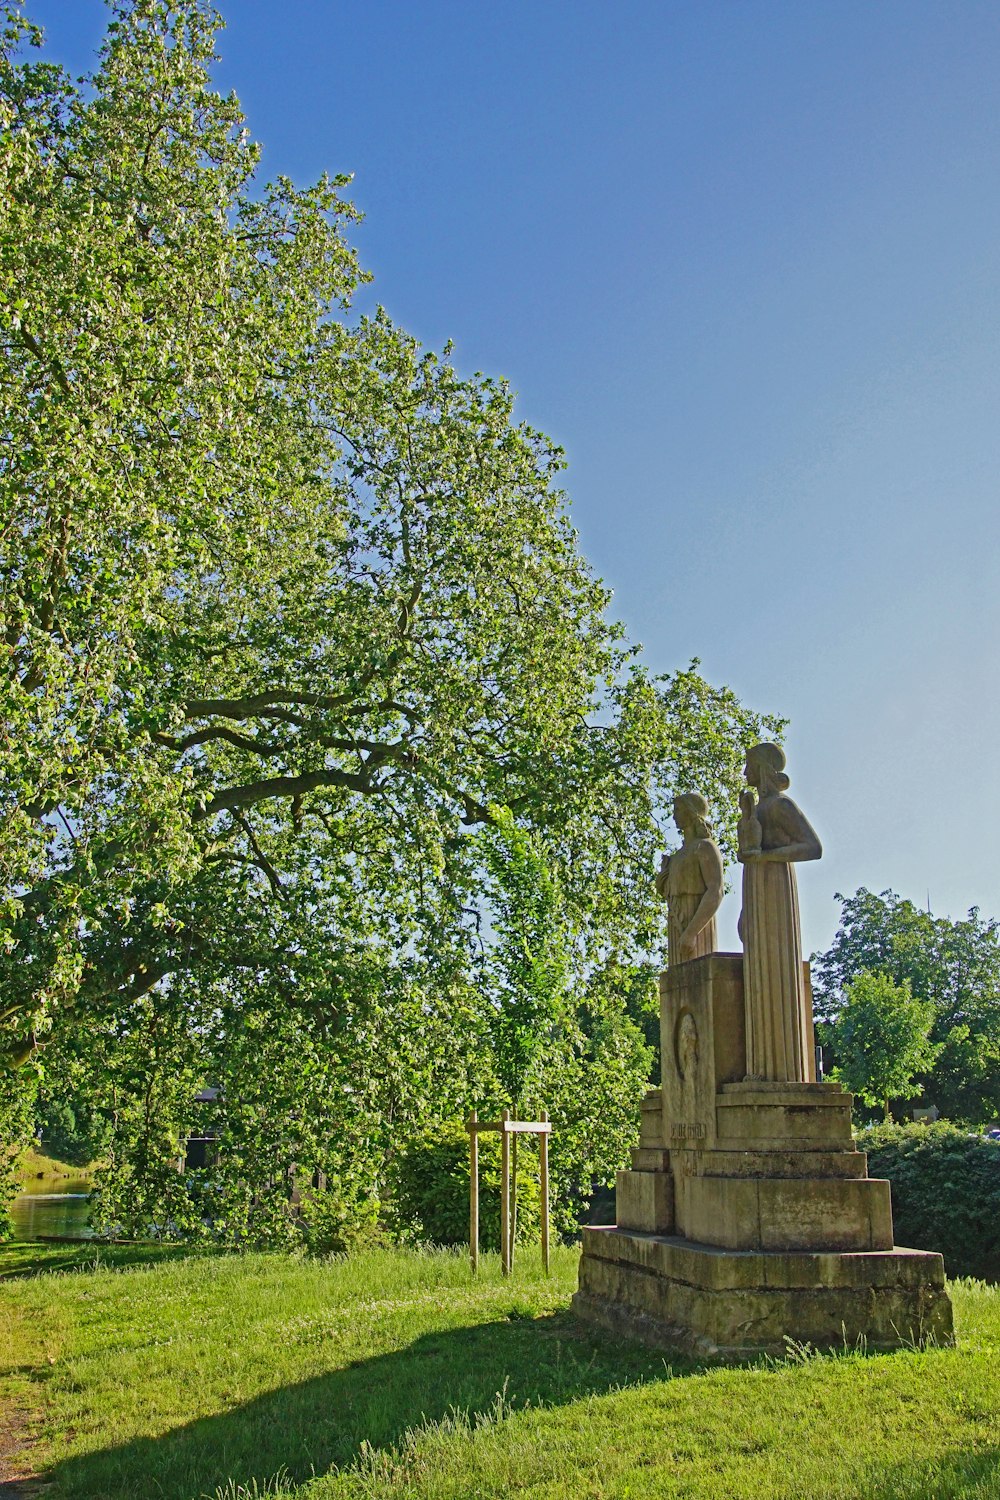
top-left (11, 1177), bottom-right (94, 1241)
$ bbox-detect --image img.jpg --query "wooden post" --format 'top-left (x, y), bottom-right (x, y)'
top-left (466, 1108), bottom-right (551, 1278)
top-left (500, 1107), bottom-right (511, 1276)
top-left (539, 1108), bottom-right (550, 1274)
top-left (468, 1109), bottom-right (479, 1275)
top-left (510, 1131), bottom-right (518, 1272)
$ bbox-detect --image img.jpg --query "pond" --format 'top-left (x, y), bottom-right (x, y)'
top-left (11, 1177), bottom-right (94, 1241)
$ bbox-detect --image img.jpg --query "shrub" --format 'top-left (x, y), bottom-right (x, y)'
top-left (299, 1179), bottom-right (385, 1257)
top-left (389, 1120), bottom-right (541, 1251)
top-left (861, 1121), bottom-right (1000, 1281)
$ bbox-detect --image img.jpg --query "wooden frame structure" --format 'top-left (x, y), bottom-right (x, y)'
top-left (466, 1108), bottom-right (551, 1276)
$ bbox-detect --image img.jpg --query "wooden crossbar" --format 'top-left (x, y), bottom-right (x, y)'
top-left (467, 1107), bottom-right (550, 1278)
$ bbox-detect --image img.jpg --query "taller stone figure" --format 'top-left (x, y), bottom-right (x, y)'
top-left (738, 742), bottom-right (822, 1081)
top-left (655, 793), bottom-right (724, 967)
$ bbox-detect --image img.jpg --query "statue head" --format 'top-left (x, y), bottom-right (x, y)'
top-left (745, 742), bottom-right (790, 794)
top-left (672, 791), bottom-right (712, 840)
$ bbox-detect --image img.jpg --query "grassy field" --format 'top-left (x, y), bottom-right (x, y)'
top-left (0, 1243), bottom-right (998, 1499)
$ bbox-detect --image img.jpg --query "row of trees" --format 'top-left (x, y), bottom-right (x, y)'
top-left (814, 889), bottom-right (1000, 1126)
top-left (2, 0), bottom-right (779, 1241)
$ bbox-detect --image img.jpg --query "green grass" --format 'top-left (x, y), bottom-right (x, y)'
top-left (0, 1244), bottom-right (998, 1499)
top-left (15, 1146), bottom-right (95, 1187)
top-left (0, 1239), bottom-right (212, 1279)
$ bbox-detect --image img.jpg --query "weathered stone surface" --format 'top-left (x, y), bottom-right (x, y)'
top-left (661, 953), bottom-right (746, 1149)
top-left (580, 912), bottom-right (955, 1356)
top-left (631, 1146), bottom-right (672, 1171)
top-left (655, 792), bottom-right (724, 967)
top-left (674, 1172), bottom-right (892, 1251)
top-left (716, 1081), bottom-right (854, 1151)
top-left (639, 1088), bottom-right (664, 1148)
top-left (720, 1080), bottom-right (848, 1099)
top-left (739, 743), bottom-right (822, 1084)
top-left (695, 1148), bottom-right (867, 1179)
top-left (573, 1227), bottom-right (952, 1357)
top-left (616, 1169), bottom-right (674, 1233)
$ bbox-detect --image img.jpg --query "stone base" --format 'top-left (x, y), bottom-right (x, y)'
top-left (574, 1225), bottom-right (953, 1358)
top-left (675, 1167), bottom-right (892, 1252)
top-left (616, 1168), bottom-right (674, 1233)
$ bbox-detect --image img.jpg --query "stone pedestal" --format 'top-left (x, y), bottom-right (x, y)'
top-left (575, 954), bottom-right (953, 1356)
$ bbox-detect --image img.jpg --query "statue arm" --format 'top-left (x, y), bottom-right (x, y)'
top-left (680, 842), bottom-right (724, 951)
top-left (753, 797), bottom-right (822, 864)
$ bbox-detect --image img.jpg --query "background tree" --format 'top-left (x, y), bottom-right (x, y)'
top-left (828, 970), bottom-right (940, 1122)
top-left (2, 0), bottom-right (780, 1238)
top-left (479, 807), bottom-right (571, 1113)
top-left (1, 0), bottom-right (778, 1058)
top-left (814, 889), bottom-right (1000, 1125)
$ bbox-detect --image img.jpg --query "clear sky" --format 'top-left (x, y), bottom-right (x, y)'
top-left (30, 0), bottom-right (1000, 955)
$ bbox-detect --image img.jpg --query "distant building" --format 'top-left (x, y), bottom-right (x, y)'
top-left (181, 1086), bottom-right (221, 1171)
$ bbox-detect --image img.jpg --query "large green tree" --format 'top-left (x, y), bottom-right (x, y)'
top-left (1, 0), bottom-right (774, 1051)
top-left (814, 889), bottom-right (1000, 1125)
top-left (2, 0), bottom-right (779, 1235)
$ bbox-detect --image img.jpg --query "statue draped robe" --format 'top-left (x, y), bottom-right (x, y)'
top-left (658, 839), bottom-right (720, 969)
top-left (741, 794), bottom-right (813, 1082)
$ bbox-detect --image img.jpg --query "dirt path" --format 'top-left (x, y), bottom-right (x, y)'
top-left (0, 1404), bottom-right (42, 1497)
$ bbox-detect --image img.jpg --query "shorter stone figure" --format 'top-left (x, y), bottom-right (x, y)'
top-left (655, 792), bottom-right (724, 967)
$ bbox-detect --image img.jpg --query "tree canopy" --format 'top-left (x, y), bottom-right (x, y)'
top-left (2, 0), bottom-right (780, 1237)
top-left (814, 888), bottom-right (1000, 1125)
top-left (829, 971), bottom-right (940, 1122)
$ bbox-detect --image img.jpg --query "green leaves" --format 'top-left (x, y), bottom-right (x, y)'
top-left (2, 1), bottom-right (780, 1239)
top-left (814, 889), bottom-right (1000, 1124)
top-left (829, 970), bottom-right (941, 1121)
top-left (478, 806), bottom-right (570, 1107)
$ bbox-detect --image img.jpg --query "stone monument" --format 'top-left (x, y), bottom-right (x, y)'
top-left (574, 748), bottom-right (953, 1357)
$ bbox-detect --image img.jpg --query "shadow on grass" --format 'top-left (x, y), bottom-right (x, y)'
top-left (46, 1309), bottom-right (693, 1500)
top-left (866, 1445), bottom-right (1000, 1500)
top-left (0, 1241), bottom-right (220, 1279)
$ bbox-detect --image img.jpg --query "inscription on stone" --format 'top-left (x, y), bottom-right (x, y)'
top-left (670, 1122), bottom-right (707, 1140)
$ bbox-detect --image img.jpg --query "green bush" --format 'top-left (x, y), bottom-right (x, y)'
top-left (861, 1121), bottom-right (1000, 1281)
top-left (299, 1179), bottom-right (385, 1257)
top-left (390, 1119), bottom-right (541, 1251)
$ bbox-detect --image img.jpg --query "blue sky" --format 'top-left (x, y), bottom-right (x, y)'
top-left (31, 0), bottom-right (1000, 954)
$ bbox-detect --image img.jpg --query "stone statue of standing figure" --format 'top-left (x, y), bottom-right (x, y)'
top-left (656, 792), bottom-right (724, 967)
top-left (738, 743), bottom-right (822, 1081)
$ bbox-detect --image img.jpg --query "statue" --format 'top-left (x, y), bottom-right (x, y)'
top-left (655, 792), bottom-right (724, 967)
top-left (738, 743), bottom-right (822, 1081)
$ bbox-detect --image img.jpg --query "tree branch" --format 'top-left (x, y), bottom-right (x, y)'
top-left (182, 690), bottom-right (416, 722)
top-left (194, 765), bottom-right (374, 820)
top-left (152, 725), bottom-right (286, 757)
top-left (14, 321), bottom-right (72, 396)
top-left (232, 810), bottom-right (283, 896)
